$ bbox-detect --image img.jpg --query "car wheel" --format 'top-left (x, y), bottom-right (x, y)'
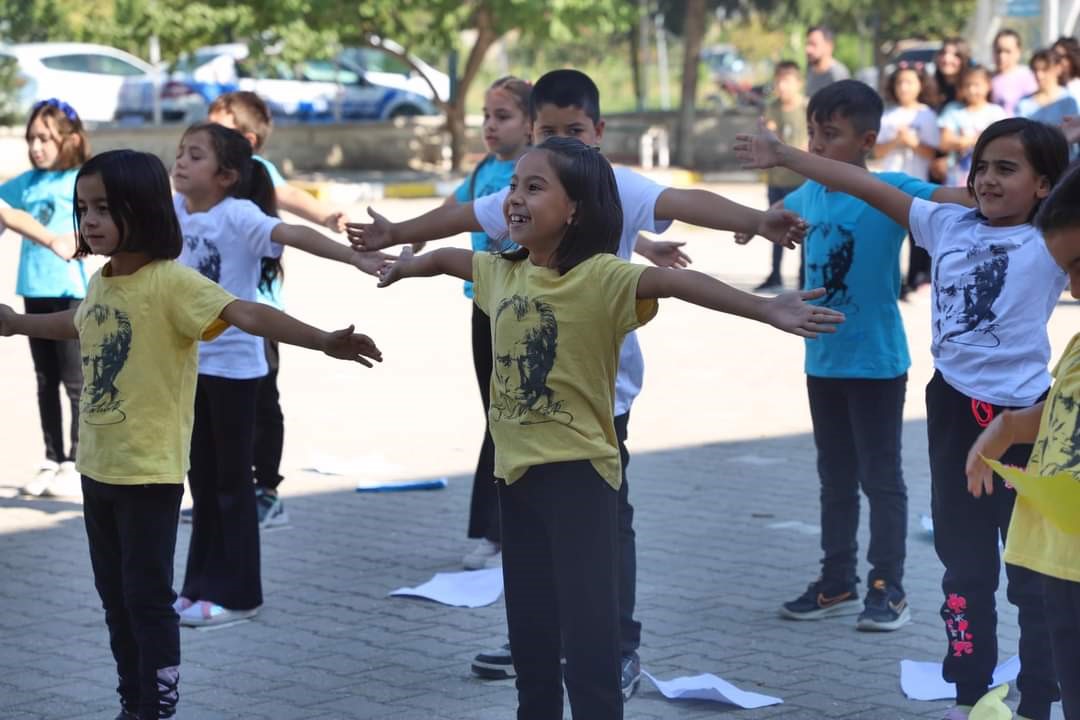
top-left (388, 105), bottom-right (422, 119)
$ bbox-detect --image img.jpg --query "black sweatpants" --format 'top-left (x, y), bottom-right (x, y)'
top-left (24, 297), bottom-right (82, 463)
top-left (181, 375), bottom-right (262, 610)
top-left (926, 371), bottom-right (1058, 718)
top-left (807, 374), bottom-right (908, 589)
top-left (83, 476), bottom-right (183, 719)
top-left (499, 461), bottom-right (622, 720)
top-left (1045, 576), bottom-right (1080, 719)
top-left (253, 339), bottom-right (284, 491)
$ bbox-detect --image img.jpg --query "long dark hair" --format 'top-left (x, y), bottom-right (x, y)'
top-left (502, 136), bottom-right (622, 274)
top-left (73, 150), bottom-right (182, 259)
top-left (968, 118), bottom-right (1069, 222)
top-left (181, 122), bottom-right (282, 291)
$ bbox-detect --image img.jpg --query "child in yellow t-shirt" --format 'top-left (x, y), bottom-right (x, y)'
top-left (967, 161), bottom-right (1080, 719)
top-left (0, 149), bottom-right (382, 720)
top-left (376, 136), bottom-right (844, 719)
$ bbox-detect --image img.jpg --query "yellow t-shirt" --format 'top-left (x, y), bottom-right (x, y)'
top-left (1003, 332), bottom-right (1080, 582)
top-left (472, 252), bottom-right (658, 489)
top-left (74, 260), bottom-right (234, 485)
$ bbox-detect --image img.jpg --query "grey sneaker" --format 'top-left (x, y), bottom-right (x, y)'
top-left (471, 642), bottom-right (515, 679)
top-left (621, 652), bottom-right (641, 701)
top-left (256, 488), bottom-right (289, 529)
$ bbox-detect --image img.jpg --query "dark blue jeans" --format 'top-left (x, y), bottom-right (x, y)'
top-left (807, 374), bottom-right (908, 590)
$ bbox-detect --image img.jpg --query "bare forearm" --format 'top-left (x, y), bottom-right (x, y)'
top-left (4, 308), bottom-right (78, 339)
top-left (275, 225), bottom-right (354, 264)
top-left (403, 247), bottom-right (474, 281)
top-left (1, 208), bottom-right (59, 249)
top-left (277, 184), bottom-right (335, 226)
top-left (1001, 404), bottom-right (1046, 446)
top-left (655, 188), bottom-right (762, 235)
top-left (394, 203), bottom-right (484, 246)
top-left (643, 267), bottom-right (767, 321)
top-left (221, 301), bottom-right (329, 352)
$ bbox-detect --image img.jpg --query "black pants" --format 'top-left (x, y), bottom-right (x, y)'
top-left (253, 339), bottom-right (284, 491)
top-left (467, 304), bottom-right (500, 542)
top-left (1045, 576), bottom-right (1080, 719)
top-left (926, 371), bottom-right (1058, 717)
top-left (83, 476), bottom-right (183, 719)
top-left (24, 297), bottom-right (82, 463)
top-left (765, 186), bottom-right (804, 287)
top-left (181, 375), bottom-right (262, 610)
top-left (807, 374), bottom-right (908, 589)
top-left (499, 461), bottom-right (622, 720)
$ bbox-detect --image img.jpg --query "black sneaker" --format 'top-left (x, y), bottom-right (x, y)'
top-left (779, 578), bottom-right (861, 620)
top-left (472, 642), bottom-right (515, 679)
top-left (621, 652), bottom-right (641, 702)
top-left (856, 579), bottom-right (911, 632)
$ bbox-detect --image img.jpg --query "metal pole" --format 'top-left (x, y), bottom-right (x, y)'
top-left (150, 35), bottom-right (162, 125)
top-left (656, 12), bottom-right (670, 111)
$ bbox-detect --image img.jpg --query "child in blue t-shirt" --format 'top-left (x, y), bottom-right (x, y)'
top-left (0, 98), bottom-right (90, 497)
top-left (441, 76), bottom-right (533, 570)
top-left (738, 80), bottom-right (973, 631)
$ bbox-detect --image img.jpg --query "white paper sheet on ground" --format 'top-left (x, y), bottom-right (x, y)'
top-left (768, 520), bottom-right (820, 535)
top-left (356, 477), bottom-right (447, 492)
top-left (728, 454), bottom-right (785, 466)
top-left (303, 453), bottom-right (403, 476)
top-left (643, 670), bottom-right (783, 708)
top-left (389, 568), bottom-right (503, 608)
top-left (900, 656), bottom-right (1020, 701)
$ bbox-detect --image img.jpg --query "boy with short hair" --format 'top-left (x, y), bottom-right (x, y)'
top-left (346, 67), bottom-right (808, 707)
top-left (743, 80), bottom-right (973, 631)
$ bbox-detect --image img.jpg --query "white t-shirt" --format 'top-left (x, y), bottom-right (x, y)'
top-left (909, 198), bottom-right (1066, 405)
top-left (473, 165), bottom-right (672, 415)
top-left (878, 104), bottom-right (939, 180)
top-left (175, 194), bottom-right (283, 379)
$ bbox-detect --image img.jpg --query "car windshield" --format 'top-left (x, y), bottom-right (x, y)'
top-left (303, 60), bottom-right (360, 84)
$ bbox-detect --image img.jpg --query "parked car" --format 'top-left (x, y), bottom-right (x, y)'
top-left (879, 40), bottom-right (942, 85)
top-left (338, 38), bottom-right (451, 102)
top-left (0, 42), bottom-right (155, 123)
top-left (116, 43), bottom-right (438, 124)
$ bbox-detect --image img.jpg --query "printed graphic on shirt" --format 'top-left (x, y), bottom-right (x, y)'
top-left (933, 243), bottom-right (1014, 348)
top-left (184, 234), bottom-right (222, 283)
top-left (34, 198), bottom-right (55, 226)
top-left (81, 304), bottom-right (132, 426)
top-left (491, 294), bottom-right (573, 426)
top-left (807, 224), bottom-right (858, 312)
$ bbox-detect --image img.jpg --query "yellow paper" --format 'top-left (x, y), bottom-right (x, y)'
top-left (983, 458), bottom-right (1080, 535)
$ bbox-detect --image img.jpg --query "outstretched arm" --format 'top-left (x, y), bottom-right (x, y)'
top-left (276, 184), bottom-right (348, 233)
top-left (655, 187), bottom-right (807, 249)
top-left (634, 235), bottom-right (692, 268)
top-left (377, 247), bottom-right (474, 287)
top-left (636, 268), bottom-right (844, 338)
top-left (965, 403), bottom-right (1045, 498)
top-left (0, 305), bottom-right (79, 339)
top-left (346, 202), bottom-right (484, 251)
top-left (219, 300), bottom-right (382, 366)
top-left (734, 120), bottom-right (915, 230)
top-left (270, 223), bottom-right (393, 276)
top-left (0, 207), bottom-right (76, 259)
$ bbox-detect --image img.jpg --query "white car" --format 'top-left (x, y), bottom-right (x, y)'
top-left (0, 42), bottom-right (155, 124)
top-left (339, 39), bottom-right (451, 103)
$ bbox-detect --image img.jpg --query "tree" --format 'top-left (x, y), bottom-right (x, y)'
top-left (675, 0), bottom-right (707, 167)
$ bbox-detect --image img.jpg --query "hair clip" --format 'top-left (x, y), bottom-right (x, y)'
top-left (32, 98), bottom-right (80, 123)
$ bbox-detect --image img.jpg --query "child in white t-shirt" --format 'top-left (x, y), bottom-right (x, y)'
top-left (939, 66), bottom-right (1009, 186)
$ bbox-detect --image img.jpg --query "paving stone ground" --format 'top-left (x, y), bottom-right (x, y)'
top-left (0, 183), bottom-right (1075, 719)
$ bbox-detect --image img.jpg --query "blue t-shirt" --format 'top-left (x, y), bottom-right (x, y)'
top-left (785, 172), bottom-right (937, 379)
top-left (454, 156), bottom-right (517, 298)
top-left (253, 155), bottom-right (286, 309)
top-left (0, 168), bottom-right (87, 299)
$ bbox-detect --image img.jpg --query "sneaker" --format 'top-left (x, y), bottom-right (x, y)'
top-left (21, 460), bottom-right (58, 497)
top-left (178, 600), bottom-right (258, 627)
top-left (856, 579), bottom-right (911, 632)
top-left (255, 488), bottom-right (289, 529)
top-left (172, 596), bottom-right (193, 614)
top-left (49, 461), bottom-right (82, 499)
top-left (179, 507), bottom-right (193, 523)
top-left (471, 642), bottom-right (515, 679)
top-left (621, 652), bottom-right (641, 702)
top-left (754, 276), bottom-right (783, 293)
top-left (779, 578), bottom-right (861, 620)
top-left (463, 539), bottom-right (500, 570)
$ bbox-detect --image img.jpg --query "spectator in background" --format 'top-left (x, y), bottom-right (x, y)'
top-left (991, 29), bottom-right (1037, 115)
top-left (932, 38), bottom-right (972, 111)
top-left (938, 65), bottom-right (1007, 186)
top-left (1017, 49), bottom-right (1080, 126)
top-left (1052, 36), bottom-right (1080, 97)
top-left (805, 26), bottom-right (851, 97)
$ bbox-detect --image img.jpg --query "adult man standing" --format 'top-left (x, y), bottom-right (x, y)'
top-left (805, 26), bottom-right (851, 97)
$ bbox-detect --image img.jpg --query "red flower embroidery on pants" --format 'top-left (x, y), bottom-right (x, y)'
top-left (943, 593), bottom-right (974, 657)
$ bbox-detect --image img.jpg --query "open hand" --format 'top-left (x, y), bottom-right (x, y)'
top-left (351, 249), bottom-right (396, 277)
top-left (965, 414), bottom-right (1013, 498)
top-left (734, 232), bottom-right (754, 245)
top-left (50, 233), bottom-right (78, 260)
top-left (757, 208), bottom-right (807, 249)
top-left (322, 324), bottom-right (383, 366)
top-left (763, 288), bottom-right (844, 338)
top-left (733, 118), bottom-right (784, 170)
top-left (325, 211), bottom-right (348, 234)
top-left (0, 303), bottom-right (16, 336)
top-left (345, 207), bottom-right (395, 251)
top-left (642, 240), bottom-right (691, 268)
top-left (377, 246), bottom-right (415, 288)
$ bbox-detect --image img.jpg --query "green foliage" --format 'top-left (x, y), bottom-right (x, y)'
top-left (0, 55), bottom-right (22, 126)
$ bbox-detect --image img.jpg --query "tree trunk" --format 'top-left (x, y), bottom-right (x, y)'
top-left (448, 4), bottom-right (499, 170)
top-left (629, 25), bottom-right (644, 111)
top-left (675, 0), bottom-right (707, 168)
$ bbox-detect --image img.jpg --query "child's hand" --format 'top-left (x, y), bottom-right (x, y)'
top-left (322, 325), bottom-right (382, 366)
top-left (325, 211), bottom-right (348, 234)
top-left (50, 233), bottom-right (78, 260)
top-left (763, 288), bottom-right (844, 338)
top-left (641, 240), bottom-right (692, 268)
top-left (734, 232), bottom-right (754, 245)
top-left (898, 127), bottom-right (919, 149)
top-left (733, 118), bottom-right (784, 170)
top-left (377, 247), bottom-right (415, 288)
top-left (756, 208), bottom-right (808, 249)
top-left (0, 303), bottom-right (15, 336)
top-left (350, 249), bottom-right (395, 277)
top-left (1061, 115), bottom-right (1080, 144)
top-left (346, 207), bottom-right (396, 251)
top-left (965, 413), bottom-right (1014, 498)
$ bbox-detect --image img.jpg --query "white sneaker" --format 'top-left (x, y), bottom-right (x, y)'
top-left (463, 539), bottom-right (500, 570)
top-left (50, 461), bottom-right (83, 500)
top-left (21, 461), bottom-right (58, 497)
